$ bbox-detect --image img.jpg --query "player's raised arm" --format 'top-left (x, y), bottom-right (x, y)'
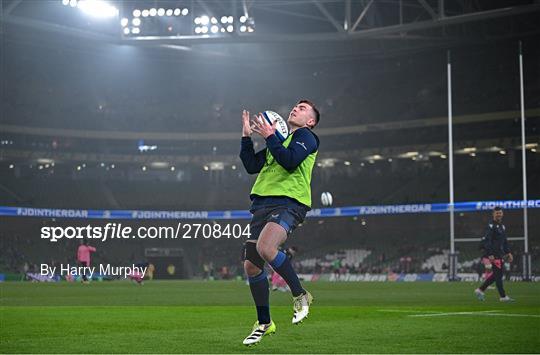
top-left (265, 128), bottom-right (318, 171)
top-left (239, 110), bottom-right (266, 174)
top-left (242, 109), bottom-right (252, 138)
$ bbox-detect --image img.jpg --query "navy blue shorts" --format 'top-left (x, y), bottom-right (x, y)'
top-left (248, 196), bottom-right (309, 240)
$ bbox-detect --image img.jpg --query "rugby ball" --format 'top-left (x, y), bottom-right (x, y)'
top-left (263, 111), bottom-right (289, 142)
top-left (321, 192), bottom-right (333, 207)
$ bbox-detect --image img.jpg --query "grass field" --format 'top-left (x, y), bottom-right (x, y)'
top-left (1, 280), bottom-right (539, 353)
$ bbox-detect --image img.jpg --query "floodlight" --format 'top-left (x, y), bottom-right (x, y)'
top-left (77, 0), bottom-right (119, 18)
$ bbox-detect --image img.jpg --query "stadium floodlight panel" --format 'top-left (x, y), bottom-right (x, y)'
top-left (133, 9), bottom-right (141, 17)
top-left (240, 25), bottom-right (247, 32)
top-left (62, 0), bottom-right (70, 5)
top-left (120, 18), bottom-right (128, 27)
top-left (319, 158), bottom-right (336, 168)
top-left (240, 15), bottom-right (247, 23)
top-left (366, 154), bottom-right (383, 160)
top-left (486, 146), bottom-right (502, 152)
top-left (77, 0), bottom-right (119, 18)
top-left (166, 9), bottom-right (173, 16)
top-left (142, 9), bottom-right (149, 17)
top-left (157, 8), bottom-right (165, 16)
top-left (174, 8), bottom-right (181, 16)
top-left (123, 27), bottom-right (130, 35)
top-left (69, 0), bottom-right (77, 7)
top-left (132, 18), bottom-right (141, 26)
top-left (149, 8), bottom-right (157, 16)
top-left (399, 151), bottom-right (419, 158)
top-left (209, 162), bottom-right (225, 171)
top-left (211, 25), bottom-right (219, 33)
top-left (200, 16), bottom-right (209, 25)
top-left (226, 25), bottom-right (233, 33)
top-left (132, 27), bottom-right (140, 34)
top-left (37, 158), bottom-right (54, 164)
top-left (181, 8), bottom-right (189, 16)
top-left (151, 162), bottom-right (169, 169)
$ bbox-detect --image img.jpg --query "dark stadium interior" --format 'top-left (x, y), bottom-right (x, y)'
top-left (1, 0), bottom-right (539, 281)
top-left (2, 2), bottom-right (540, 353)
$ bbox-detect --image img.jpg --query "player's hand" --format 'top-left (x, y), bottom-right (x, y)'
top-left (506, 253), bottom-right (513, 263)
top-left (251, 113), bottom-right (277, 139)
top-left (242, 110), bottom-right (252, 137)
top-left (488, 255), bottom-right (495, 261)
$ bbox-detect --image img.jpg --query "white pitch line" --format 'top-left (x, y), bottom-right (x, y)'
top-left (378, 309), bottom-right (440, 313)
top-left (408, 310), bottom-right (499, 317)
top-left (408, 311), bottom-right (540, 318)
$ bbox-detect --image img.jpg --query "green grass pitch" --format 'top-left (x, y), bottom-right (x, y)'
top-left (1, 280), bottom-right (539, 353)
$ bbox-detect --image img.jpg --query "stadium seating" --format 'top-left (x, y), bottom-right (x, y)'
top-left (298, 249), bottom-right (372, 269)
top-left (421, 250), bottom-right (451, 272)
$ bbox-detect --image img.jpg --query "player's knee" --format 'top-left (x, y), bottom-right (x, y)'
top-left (243, 260), bottom-right (261, 277)
top-left (256, 241), bottom-right (277, 262)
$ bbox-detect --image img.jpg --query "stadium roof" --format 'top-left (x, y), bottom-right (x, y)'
top-left (2, 0), bottom-right (540, 59)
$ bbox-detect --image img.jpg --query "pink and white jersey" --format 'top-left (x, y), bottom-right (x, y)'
top-left (77, 245), bottom-right (96, 264)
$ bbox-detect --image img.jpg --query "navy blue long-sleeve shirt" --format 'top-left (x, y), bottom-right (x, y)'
top-left (479, 221), bottom-right (511, 258)
top-left (239, 128), bottom-right (319, 174)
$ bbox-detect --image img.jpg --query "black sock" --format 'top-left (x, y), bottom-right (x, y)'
top-left (270, 251), bottom-right (305, 297)
top-left (479, 274), bottom-right (495, 291)
top-left (493, 268), bottom-right (506, 297)
top-left (248, 270), bottom-right (270, 324)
